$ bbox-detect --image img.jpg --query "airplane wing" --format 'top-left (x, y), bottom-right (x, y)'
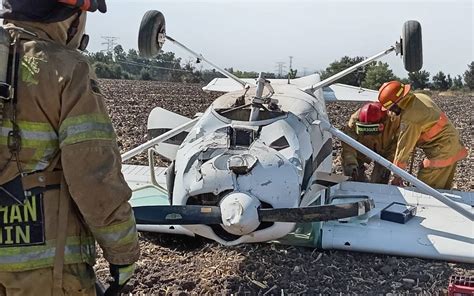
top-left (320, 182), bottom-right (473, 263)
top-left (124, 161), bottom-right (474, 263)
top-left (276, 181), bottom-right (473, 263)
top-left (204, 78), bottom-right (379, 102)
top-left (202, 74), bottom-right (321, 93)
top-left (123, 164), bottom-right (195, 236)
top-left (203, 78), bottom-right (254, 92)
top-left (323, 83), bottom-right (379, 102)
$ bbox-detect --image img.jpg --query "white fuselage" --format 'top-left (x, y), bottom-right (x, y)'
top-left (171, 79), bottom-right (333, 245)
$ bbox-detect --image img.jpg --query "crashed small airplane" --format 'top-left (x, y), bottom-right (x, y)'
top-left (121, 11), bottom-right (473, 264)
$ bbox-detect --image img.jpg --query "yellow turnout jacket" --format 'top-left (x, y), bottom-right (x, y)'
top-left (0, 20), bottom-right (139, 271)
top-left (393, 93), bottom-right (467, 169)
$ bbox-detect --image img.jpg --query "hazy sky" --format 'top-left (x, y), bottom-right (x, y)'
top-left (87, 0), bottom-right (473, 78)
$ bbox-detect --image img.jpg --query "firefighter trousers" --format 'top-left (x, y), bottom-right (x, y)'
top-left (0, 264), bottom-right (96, 296)
top-left (417, 163), bottom-right (457, 190)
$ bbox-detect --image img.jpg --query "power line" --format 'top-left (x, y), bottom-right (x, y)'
top-left (116, 60), bottom-right (193, 73)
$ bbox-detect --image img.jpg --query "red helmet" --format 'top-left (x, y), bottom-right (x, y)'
top-left (358, 102), bottom-right (386, 124)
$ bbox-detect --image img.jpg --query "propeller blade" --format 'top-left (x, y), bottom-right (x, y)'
top-left (258, 199), bottom-right (374, 223)
top-left (133, 199), bottom-right (374, 225)
top-left (133, 205), bottom-right (222, 225)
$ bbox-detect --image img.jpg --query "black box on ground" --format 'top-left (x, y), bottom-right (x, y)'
top-left (380, 202), bottom-right (417, 224)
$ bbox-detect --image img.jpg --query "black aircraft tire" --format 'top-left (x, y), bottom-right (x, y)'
top-left (402, 20), bottom-right (423, 72)
top-left (138, 10), bottom-right (166, 58)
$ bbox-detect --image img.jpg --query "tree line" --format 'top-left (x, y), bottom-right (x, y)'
top-left (85, 45), bottom-right (217, 82)
top-left (86, 45), bottom-right (474, 91)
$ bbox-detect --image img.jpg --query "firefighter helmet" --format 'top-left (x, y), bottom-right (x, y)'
top-left (358, 102), bottom-right (386, 124)
top-left (0, 0), bottom-right (106, 23)
top-left (356, 102), bottom-right (386, 135)
top-left (378, 81), bottom-right (411, 111)
top-left (58, 0), bottom-right (106, 13)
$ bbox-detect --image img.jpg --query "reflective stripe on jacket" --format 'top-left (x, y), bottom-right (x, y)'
top-left (393, 93), bottom-right (467, 169)
top-left (418, 112), bottom-right (448, 143)
top-left (0, 237), bottom-right (95, 272)
top-left (422, 147), bottom-right (468, 168)
top-left (59, 113), bottom-right (115, 147)
top-left (0, 121), bottom-right (58, 171)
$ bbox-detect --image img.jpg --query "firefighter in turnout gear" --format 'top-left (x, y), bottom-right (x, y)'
top-left (378, 81), bottom-right (468, 189)
top-left (0, 0), bottom-right (140, 295)
top-left (341, 102), bottom-right (400, 184)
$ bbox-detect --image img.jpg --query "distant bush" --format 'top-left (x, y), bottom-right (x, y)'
top-left (362, 61), bottom-right (398, 90)
top-left (93, 62), bottom-right (115, 79)
top-left (320, 56), bottom-right (373, 86)
top-left (463, 61), bottom-right (474, 90)
top-left (140, 69), bottom-right (152, 81)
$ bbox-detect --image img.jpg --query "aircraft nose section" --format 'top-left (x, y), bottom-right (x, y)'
top-left (219, 192), bottom-right (261, 235)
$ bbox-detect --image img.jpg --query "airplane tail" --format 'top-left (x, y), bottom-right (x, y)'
top-left (147, 107), bottom-right (193, 160)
